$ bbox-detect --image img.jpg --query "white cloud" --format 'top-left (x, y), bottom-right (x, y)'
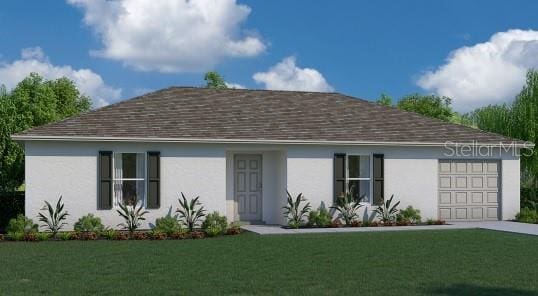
top-left (253, 56), bottom-right (334, 92)
top-left (417, 29), bottom-right (538, 112)
top-left (0, 47), bottom-right (121, 107)
top-left (225, 82), bottom-right (245, 89)
top-left (68, 0), bottom-right (265, 73)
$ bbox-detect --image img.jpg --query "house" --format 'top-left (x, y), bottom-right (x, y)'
top-left (12, 87), bottom-right (533, 228)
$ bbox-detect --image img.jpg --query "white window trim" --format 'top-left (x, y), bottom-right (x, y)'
top-left (112, 152), bottom-right (147, 208)
top-left (345, 153), bottom-right (373, 204)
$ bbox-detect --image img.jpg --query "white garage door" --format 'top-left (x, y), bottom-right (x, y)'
top-left (438, 160), bottom-right (500, 221)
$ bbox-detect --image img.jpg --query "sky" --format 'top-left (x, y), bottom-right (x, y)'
top-left (0, 0), bottom-right (537, 112)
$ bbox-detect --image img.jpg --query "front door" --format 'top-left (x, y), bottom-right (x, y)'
top-left (235, 154), bottom-right (262, 222)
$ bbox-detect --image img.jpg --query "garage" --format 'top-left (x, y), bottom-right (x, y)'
top-left (438, 160), bottom-right (500, 221)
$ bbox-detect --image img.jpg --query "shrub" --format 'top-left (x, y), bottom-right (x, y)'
top-left (170, 230), bottom-right (188, 239)
top-left (426, 218), bottom-right (434, 225)
top-left (176, 193), bottom-right (207, 231)
top-left (69, 232), bottom-right (81, 240)
top-left (151, 230), bottom-right (167, 240)
top-left (74, 214), bottom-right (105, 234)
top-left (81, 232), bottom-right (98, 240)
top-left (226, 222), bottom-right (241, 235)
top-left (114, 232), bottom-right (129, 240)
top-left (307, 206), bottom-right (332, 227)
top-left (374, 195), bottom-right (400, 223)
top-left (516, 208), bottom-right (538, 224)
top-left (102, 229), bottom-right (118, 240)
top-left (59, 232), bottom-right (72, 241)
top-left (368, 221), bottom-right (379, 227)
top-left (116, 202), bottom-right (149, 234)
top-left (330, 219), bottom-right (343, 228)
top-left (396, 206), bottom-right (422, 224)
top-left (36, 232), bottom-right (51, 241)
top-left (202, 211), bottom-right (228, 236)
top-left (154, 214), bottom-right (183, 235)
top-left (0, 192), bottom-right (24, 232)
top-left (426, 219), bottom-right (445, 225)
top-left (8, 232), bottom-right (25, 241)
top-left (6, 215), bottom-right (38, 234)
top-left (283, 191), bottom-right (311, 228)
top-left (37, 196), bottom-right (69, 237)
top-left (351, 220), bottom-right (362, 227)
top-left (330, 192), bottom-right (364, 226)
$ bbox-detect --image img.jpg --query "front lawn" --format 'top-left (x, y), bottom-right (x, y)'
top-left (0, 229), bottom-right (537, 295)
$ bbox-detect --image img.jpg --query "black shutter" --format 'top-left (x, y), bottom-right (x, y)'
top-left (98, 151), bottom-right (113, 209)
top-left (373, 154), bottom-right (384, 206)
top-left (334, 153), bottom-right (346, 202)
top-left (147, 151), bottom-right (160, 209)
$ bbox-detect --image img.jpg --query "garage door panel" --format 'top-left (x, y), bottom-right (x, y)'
top-left (439, 160), bottom-right (500, 221)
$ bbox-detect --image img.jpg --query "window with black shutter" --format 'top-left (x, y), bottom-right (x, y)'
top-left (98, 151), bottom-right (113, 209)
top-left (146, 151), bottom-right (160, 209)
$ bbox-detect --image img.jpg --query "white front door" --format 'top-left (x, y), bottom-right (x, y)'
top-left (235, 154), bottom-right (262, 222)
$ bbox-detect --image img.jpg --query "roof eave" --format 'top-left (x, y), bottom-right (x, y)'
top-left (10, 135), bottom-right (535, 148)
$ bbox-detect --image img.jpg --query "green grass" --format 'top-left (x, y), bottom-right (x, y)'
top-left (0, 229), bottom-right (537, 295)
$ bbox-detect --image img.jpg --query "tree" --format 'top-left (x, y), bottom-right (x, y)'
top-left (204, 71), bottom-right (227, 89)
top-left (0, 73), bottom-right (91, 192)
top-left (377, 93), bottom-right (393, 106)
top-left (396, 94), bottom-right (453, 122)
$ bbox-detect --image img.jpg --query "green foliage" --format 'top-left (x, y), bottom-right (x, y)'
top-left (307, 205), bottom-right (332, 227)
top-left (374, 195), bottom-right (401, 222)
top-left (521, 188), bottom-right (538, 209)
top-left (469, 70), bottom-right (538, 191)
top-left (176, 193), bottom-right (207, 231)
top-left (59, 232), bottom-right (72, 241)
top-left (116, 202), bottom-right (149, 234)
top-left (8, 231), bottom-right (25, 241)
top-left (330, 192), bottom-right (364, 226)
top-left (0, 73), bottom-right (91, 191)
top-left (36, 232), bottom-right (51, 241)
top-left (204, 71), bottom-right (228, 89)
top-left (202, 211), bottom-right (227, 236)
top-left (6, 214), bottom-right (38, 233)
top-left (396, 206), bottom-right (422, 224)
top-left (283, 191), bottom-right (311, 228)
top-left (377, 93), bottom-right (393, 106)
top-left (516, 208), bottom-right (538, 224)
top-left (397, 94), bottom-right (453, 121)
top-left (102, 229), bottom-right (118, 240)
top-left (37, 196), bottom-right (69, 236)
top-left (74, 214), bottom-right (104, 234)
top-left (154, 214), bottom-right (183, 235)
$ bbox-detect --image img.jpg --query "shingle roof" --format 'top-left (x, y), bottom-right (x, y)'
top-left (13, 87), bottom-right (529, 146)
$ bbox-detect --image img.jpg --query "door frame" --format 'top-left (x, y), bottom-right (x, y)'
top-left (233, 153), bottom-right (263, 222)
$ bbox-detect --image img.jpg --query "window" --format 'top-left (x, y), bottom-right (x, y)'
top-left (113, 153), bottom-right (146, 206)
top-left (334, 154), bottom-right (371, 203)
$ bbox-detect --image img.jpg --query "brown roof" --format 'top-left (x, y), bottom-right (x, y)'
top-left (13, 87), bottom-right (529, 146)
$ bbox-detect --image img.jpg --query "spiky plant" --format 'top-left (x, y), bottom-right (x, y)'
top-left (282, 191), bottom-right (311, 228)
top-left (37, 196), bottom-right (69, 237)
top-left (116, 202), bottom-right (149, 234)
top-left (330, 192), bottom-right (364, 226)
top-left (374, 194), bottom-right (401, 223)
top-left (176, 193), bottom-right (206, 231)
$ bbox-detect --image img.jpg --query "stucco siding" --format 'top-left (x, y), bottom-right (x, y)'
top-left (24, 141), bottom-right (522, 229)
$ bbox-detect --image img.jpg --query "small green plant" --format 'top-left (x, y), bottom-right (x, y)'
top-left (374, 195), bottom-right (400, 223)
top-left (36, 232), bottom-right (51, 241)
top-left (202, 211), bottom-right (228, 236)
top-left (396, 206), bottom-right (422, 224)
top-left (59, 232), bottom-right (72, 241)
top-left (150, 230), bottom-right (167, 240)
top-left (283, 191), bottom-right (311, 228)
top-left (6, 214), bottom-right (38, 234)
top-left (74, 214), bottom-right (105, 234)
top-left (116, 202), bottom-right (149, 234)
top-left (102, 229), bottom-right (118, 240)
top-left (8, 232), bottom-right (25, 241)
top-left (307, 205), bottom-right (332, 227)
top-left (516, 208), bottom-right (538, 224)
top-left (154, 214), bottom-right (183, 235)
top-left (330, 192), bottom-right (364, 226)
top-left (37, 196), bottom-right (69, 237)
top-left (176, 193), bottom-right (207, 231)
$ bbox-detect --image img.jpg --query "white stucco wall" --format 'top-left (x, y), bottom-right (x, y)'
top-left (24, 141), bottom-right (522, 229)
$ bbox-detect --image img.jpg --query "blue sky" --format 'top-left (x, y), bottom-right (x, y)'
top-left (1, 0), bottom-right (537, 111)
